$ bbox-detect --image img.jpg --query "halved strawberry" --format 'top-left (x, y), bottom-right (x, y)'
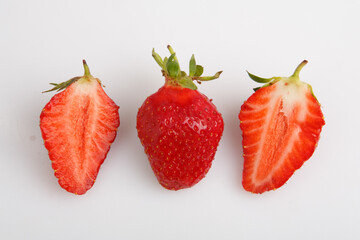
top-left (239, 60), bottom-right (324, 194)
top-left (40, 60), bottom-right (119, 195)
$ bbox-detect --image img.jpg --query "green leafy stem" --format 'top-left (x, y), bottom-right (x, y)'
top-left (43, 60), bottom-right (92, 93)
top-left (152, 45), bottom-right (222, 90)
top-left (247, 60), bottom-right (308, 92)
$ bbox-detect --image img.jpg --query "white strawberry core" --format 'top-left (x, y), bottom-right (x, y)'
top-left (276, 79), bottom-right (309, 122)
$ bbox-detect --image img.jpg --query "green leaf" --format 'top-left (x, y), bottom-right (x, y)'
top-left (180, 71), bottom-right (187, 77)
top-left (194, 65), bottom-right (203, 77)
top-left (167, 61), bottom-right (180, 78)
top-left (167, 62), bottom-right (180, 77)
top-left (177, 76), bottom-right (197, 90)
top-left (246, 71), bottom-right (273, 83)
top-left (166, 53), bottom-right (180, 77)
top-left (189, 54), bottom-right (196, 77)
top-left (152, 48), bottom-right (164, 69)
top-left (196, 71), bottom-right (222, 81)
top-left (163, 57), bottom-right (168, 67)
top-left (43, 77), bottom-right (80, 93)
top-left (167, 45), bottom-right (179, 64)
top-left (167, 53), bottom-right (175, 64)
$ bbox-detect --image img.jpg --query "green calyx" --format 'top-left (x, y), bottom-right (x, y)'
top-left (152, 45), bottom-right (222, 90)
top-left (43, 60), bottom-right (93, 93)
top-left (247, 60), bottom-right (308, 91)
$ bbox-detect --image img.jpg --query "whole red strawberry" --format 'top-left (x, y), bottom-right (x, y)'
top-left (137, 46), bottom-right (224, 190)
top-left (40, 60), bottom-right (119, 195)
top-left (239, 60), bottom-right (325, 194)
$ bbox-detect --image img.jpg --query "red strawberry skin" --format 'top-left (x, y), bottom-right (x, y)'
top-left (137, 85), bottom-right (224, 190)
top-left (40, 77), bottom-right (119, 195)
top-left (239, 73), bottom-right (325, 193)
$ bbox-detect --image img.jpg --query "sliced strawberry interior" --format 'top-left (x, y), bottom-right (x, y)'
top-left (240, 80), bottom-right (324, 193)
top-left (40, 79), bottom-right (119, 194)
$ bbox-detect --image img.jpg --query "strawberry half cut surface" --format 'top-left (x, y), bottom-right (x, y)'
top-left (40, 60), bottom-right (119, 195)
top-left (239, 60), bottom-right (325, 194)
top-left (136, 46), bottom-right (224, 190)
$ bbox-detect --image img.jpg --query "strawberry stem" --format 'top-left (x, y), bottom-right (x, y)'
top-left (291, 60), bottom-right (308, 79)
top-left (83, 59), bottom-right (91, 77)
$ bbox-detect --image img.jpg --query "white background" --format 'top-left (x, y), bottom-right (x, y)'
top-left (1, 0), bottom-right (359, 239)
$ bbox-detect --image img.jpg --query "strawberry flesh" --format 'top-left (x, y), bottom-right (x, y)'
top-left (40, 79), bottom-right (119, 195)
top-left (240, 78), bottom-right (324, 193)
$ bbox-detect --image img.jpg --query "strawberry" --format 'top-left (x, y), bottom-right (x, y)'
top-left (239, 60), bottom-right (325, 194)
top-left (40, 60), bottom-right (119, 195)
top-left (136, 46), bottom-right (224, 190)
